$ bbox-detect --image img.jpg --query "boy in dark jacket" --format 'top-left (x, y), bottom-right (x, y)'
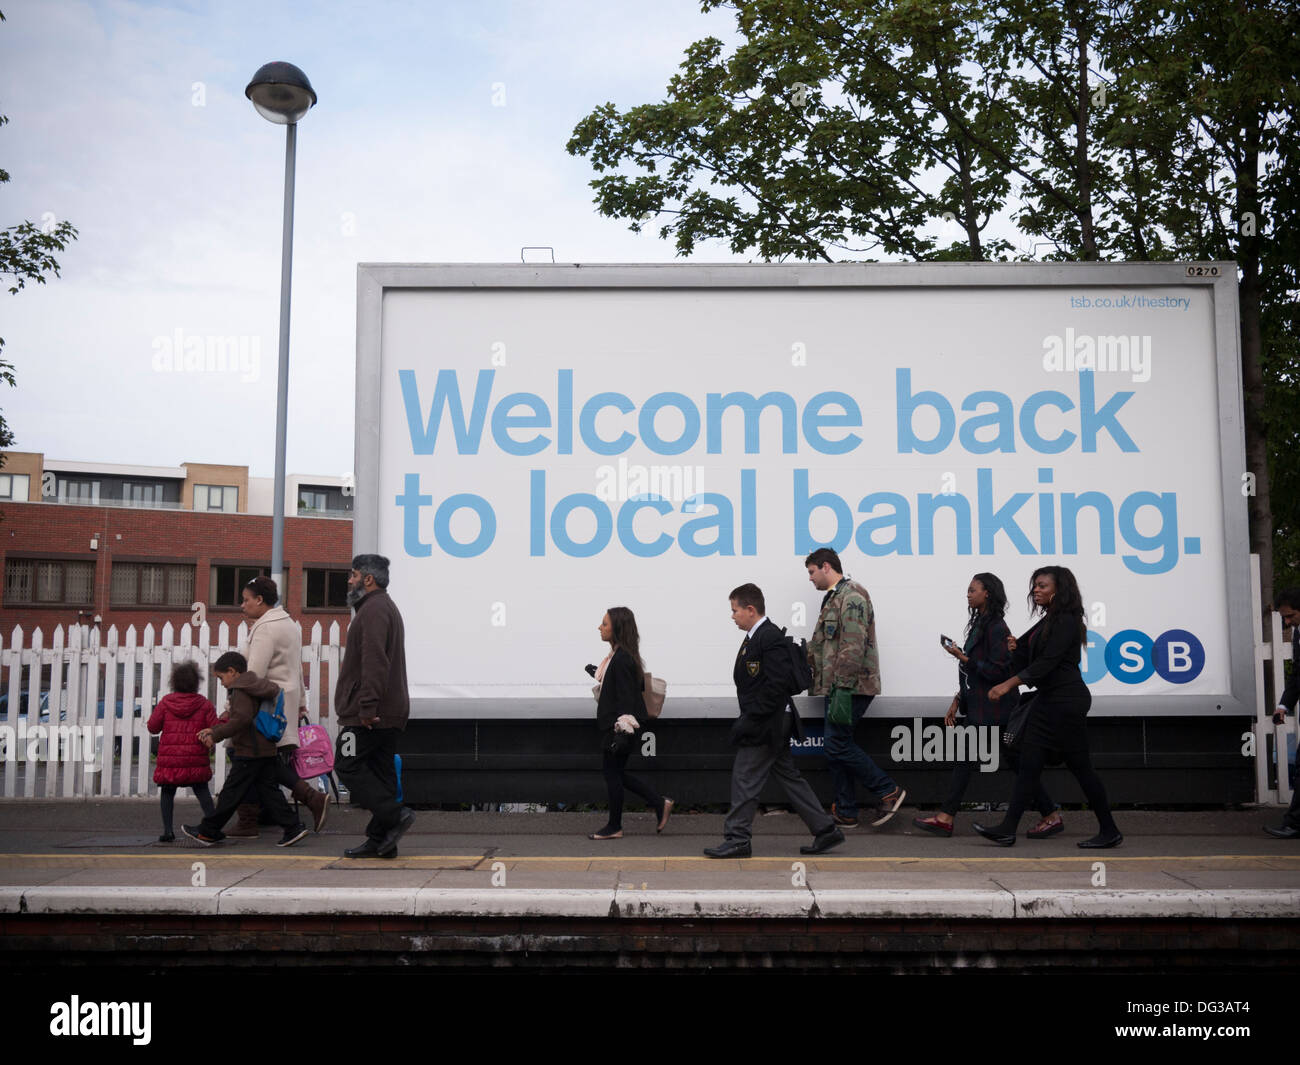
top-left (182, 652), bottom-right (308, 847)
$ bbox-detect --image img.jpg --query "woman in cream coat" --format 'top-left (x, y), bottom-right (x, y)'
top-left (229, 576), bottom-right (326, 833)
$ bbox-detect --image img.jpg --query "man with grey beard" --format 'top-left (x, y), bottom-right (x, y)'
top-left (334, 554), bottom-right (413, 858)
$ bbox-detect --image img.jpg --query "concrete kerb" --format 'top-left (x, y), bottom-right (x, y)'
top-left (217, 886), bottom-right (418, 916)
top-left (616, 888), bottom-right (814, 919)
top-left (0, 887), bottom-right (27, 914)
top-left (415, 888), bottom-right (616, 917)
top-left (1013, 889), bottom-right (1300, 918)
top-left (2, 886), bottom-right (1298, 919)
top-left (21, 885), bottom-right (224, 915)
top-left (810, 889), bottom-right (1017, 918)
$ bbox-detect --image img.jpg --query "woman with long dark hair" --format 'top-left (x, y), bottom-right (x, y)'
top-left (973, 566), bottom-right (1122, 848)
top-left (914, 573), bottom-right (1060, 837)
top-left (587, 606), bottom-right (672, 840)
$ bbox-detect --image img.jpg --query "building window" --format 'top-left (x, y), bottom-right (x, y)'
top-left (304, 568), bottom-right (350, 609)
top-left (210, 565), bottom-right (269, 608)
top-left (298, 490), bottom-right (328, 512)
top-left (122, 482), bottom-right (166, 508)
top-left (4, 558), bottom-right (95, 606)
top-left (194, 484), bottom-right (238, 512)
top-left (55, 478), bottom-right (100, 504)
top-left (0, 474), bottom-right (30, 501)
top-left (110, 563), bottom-right (194, 607)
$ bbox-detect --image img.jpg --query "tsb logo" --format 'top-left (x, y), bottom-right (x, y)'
top-left (1083, 629), bottom-right (1205, 685)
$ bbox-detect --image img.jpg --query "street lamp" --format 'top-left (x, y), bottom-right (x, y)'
top-left (245, 61), bottom-right (317, 598)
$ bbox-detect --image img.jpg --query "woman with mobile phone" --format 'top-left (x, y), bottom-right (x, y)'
top-left (973, 566), bottom-right (1122, 848)
top-left (914, 573), bottom-right (1061, 837)
top-left (586, 607), bottom-right (673, 840)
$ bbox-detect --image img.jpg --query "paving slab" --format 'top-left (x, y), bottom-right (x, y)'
top-left (30, 865), bottom-right (257, 889)
top-left (227, 867), bottom-right (440, 889)
top-left (988, 869), bottom-right (1192, 890)
top-left (426, 867), bottom-right (618, 890)
top-left (1165, 870), bottom-right (1300, 890)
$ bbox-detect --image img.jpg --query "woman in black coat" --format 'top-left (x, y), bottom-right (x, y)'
top-left (974, 566), bottom-right (1122, 848)
top-left (913, 572), bottom-right (1060, 837)
top-left (588, 607), bottom-right (672, 840)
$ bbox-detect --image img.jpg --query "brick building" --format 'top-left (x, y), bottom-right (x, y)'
top-left (0, 453), bottom-right (353, 642)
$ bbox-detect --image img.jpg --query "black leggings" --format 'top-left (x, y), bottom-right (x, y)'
top-left (159, 783), bottom-right (215, 834)
top-left (942, 748), bottom-right (1057, 819)
top-left (601, 747), bottom-right (662, 832)
top-left (997, 742), bottom-right (1118, 836)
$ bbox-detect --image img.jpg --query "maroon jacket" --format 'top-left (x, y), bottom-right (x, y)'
top-left (148, 692), bottom-right (219, 787)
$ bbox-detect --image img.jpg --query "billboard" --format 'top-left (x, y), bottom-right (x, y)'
top-left (354, 263), bottom-right (1252, 720)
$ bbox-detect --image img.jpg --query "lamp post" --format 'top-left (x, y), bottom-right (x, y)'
top-left (245, 61), bottom-right (317, 598)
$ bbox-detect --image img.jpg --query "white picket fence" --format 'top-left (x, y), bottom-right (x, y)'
top-left (0, 620), bottom-right (344, 800)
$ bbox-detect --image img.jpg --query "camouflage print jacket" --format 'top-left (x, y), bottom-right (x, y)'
top-left (808, 578), bottom-right (881, 696)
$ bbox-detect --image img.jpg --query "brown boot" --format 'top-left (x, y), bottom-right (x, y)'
top-left (225, 803), bottom-right (261, 837)
top-left (291, 779), bottom-right (328, 832)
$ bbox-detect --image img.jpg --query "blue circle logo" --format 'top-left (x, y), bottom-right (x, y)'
top-left (1104, 629), bottom-right (1156, 684)
top-left (1152, 629), bottom-right (1205, 684)
top-left (1089, 628), bottom-right (1206, 685)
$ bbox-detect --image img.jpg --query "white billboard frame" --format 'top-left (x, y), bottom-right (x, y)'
top-left (354, 261), bottom-right (1252, 720)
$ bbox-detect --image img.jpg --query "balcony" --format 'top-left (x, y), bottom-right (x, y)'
top-left (296, 506), bottom-right (354, 520)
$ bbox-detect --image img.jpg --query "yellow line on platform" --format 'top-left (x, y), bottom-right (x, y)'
top-left (0, 852), bottom-right (1295, 864)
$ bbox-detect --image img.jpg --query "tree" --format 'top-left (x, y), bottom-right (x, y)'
top-left (568, 0), bottom-right (1300, 598)
top-left (0, 11), bottom-right (79, 473)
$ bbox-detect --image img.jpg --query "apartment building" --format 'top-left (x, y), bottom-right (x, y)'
top-left (0, 453), bottom-right (353, 640)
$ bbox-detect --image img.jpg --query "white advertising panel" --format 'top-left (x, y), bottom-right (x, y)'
top-left (355, 264), bottom-right (1252, 719)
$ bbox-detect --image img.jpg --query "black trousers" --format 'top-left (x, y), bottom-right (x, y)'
top-left (999, 741), bottom-right (1118, 837)
top-left (1284, 779), bottom-right (1300, 830)
top-left (275, 747), bottom-right (304, 790)
top-left (336, 726), bottom-right (402, 842)
top-left (159, 782), bottom-right (214, 833)
top-left (601, 743), bottom-right (662, 831)
top-left (201, 757), bottom-right (298, 835)
top-left (941, 748), bottom-right (1057, 818)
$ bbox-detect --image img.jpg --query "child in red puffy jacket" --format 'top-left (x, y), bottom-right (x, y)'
top-left (147, 660), bottom-right (219, 842)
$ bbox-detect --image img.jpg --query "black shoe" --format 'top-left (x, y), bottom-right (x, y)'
top-left (704, 839), bottom-right (752, 859)
top-left (181, 824), bottom-right (223, 846)
top-left (972, 822), bottom-right (1016, 846)
top-left (343, 839), bottom-right (384, 859)
top-left (1078, 832), bottom-right (1124, 849)
top-left (376, 807), bottom-right (415, 857)
top-left (800, 826), bottom-right (846, 855)
top-left (1264, 825), bottom-right (1300, 839)
top-left (158, 833), bottom-right (175, 843)
top-left (278, 825), bottom-right (309, 848)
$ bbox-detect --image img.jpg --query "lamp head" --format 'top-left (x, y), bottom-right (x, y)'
top-left (245, 61), bottom-right (317, 124)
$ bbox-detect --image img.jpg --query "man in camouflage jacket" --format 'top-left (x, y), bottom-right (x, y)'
top-left (806, 548), bottom-right (906, 828)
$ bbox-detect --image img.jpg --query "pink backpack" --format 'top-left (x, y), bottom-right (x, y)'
top-left (292, 723), bottom-right (335, 780)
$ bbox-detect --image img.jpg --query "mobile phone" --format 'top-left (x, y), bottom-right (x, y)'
top-left (584, 663), bottom-right (598, 677)
top-left (939, 634), bottom-right (956, 650)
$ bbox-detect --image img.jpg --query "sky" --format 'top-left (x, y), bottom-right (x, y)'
top-left (0, 0), bottom-right (753, 478)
